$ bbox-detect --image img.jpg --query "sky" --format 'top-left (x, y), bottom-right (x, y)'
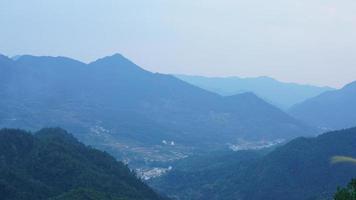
top-left (1, 0), bottom-right (356, 88)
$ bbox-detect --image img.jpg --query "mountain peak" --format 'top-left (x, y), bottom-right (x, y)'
top-left (111, 53), bottom-right (125, 58)
top-left (89, 53), bottom-right (149, 74)
top-left (91, 53), bottom-right (131, 64)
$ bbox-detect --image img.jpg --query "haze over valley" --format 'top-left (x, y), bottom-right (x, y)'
top-left (1, 0), bottom-right (356, 200)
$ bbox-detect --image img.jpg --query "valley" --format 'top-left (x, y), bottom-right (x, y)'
top-left (0, 54), bottom-right (355, 200)
top-left (1, 1), bottom-right (356, 199)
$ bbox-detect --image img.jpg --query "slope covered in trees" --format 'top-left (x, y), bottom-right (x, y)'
top-left (0, 128), bottom-right (166, 200)
top-left (334, 179), bottom-right (356, 200)
top-left (150, 127), bottom-right (356, 200)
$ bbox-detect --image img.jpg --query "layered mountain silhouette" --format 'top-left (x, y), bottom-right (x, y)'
top-left (176, 75), bottom-right (333, 109)
top-left (0, 128), bottom-right (166, 200)
top-left (151, 127), bottom-right (356, 200)
top-left (289, 81), bottom-right (356, 130)
top-left (0, 54), bottom-right (314, 163)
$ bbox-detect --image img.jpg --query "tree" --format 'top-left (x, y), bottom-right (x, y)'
top-left (334, 179), bottom-right (356, 200)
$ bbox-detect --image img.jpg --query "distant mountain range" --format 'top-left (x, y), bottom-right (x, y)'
top-left (175, 75), bottom-right (334, 109)
top-left (150, 127), bottom-right (356, 200)
top-left (289, 81), bottom-right (356, 130)
top-left (0, 54), bottom-right (314, 166)
top-left (0, 128), bottom-right (166, 200)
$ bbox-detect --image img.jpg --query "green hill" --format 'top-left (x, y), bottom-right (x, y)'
top-left (0, 128), bottom-right (166, 200)
top-left (151, 127), bottom-right (356, 200)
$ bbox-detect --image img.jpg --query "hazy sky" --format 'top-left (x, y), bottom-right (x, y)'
top-left (1, 0), bottom-right (356, 88)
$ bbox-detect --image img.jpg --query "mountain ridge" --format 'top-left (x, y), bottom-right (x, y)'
top-left (0, 53), bottom-right (315, 167)
top-left (289, 80), bottom-right (356, 130)
top-left (175, 74), bottom-right (334, 109)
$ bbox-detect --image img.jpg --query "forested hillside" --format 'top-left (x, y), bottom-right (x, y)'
top-left (151, 127), bottom-right (356, 200)
top-left (0, 128), bottom-right (166, 200)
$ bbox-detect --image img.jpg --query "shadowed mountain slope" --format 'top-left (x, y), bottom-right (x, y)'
top-left (289, 81), bottom-right (356, 130)
top-left (0, 128), bottom-right (166, 200)
top-left (151, 127), bottom-right (356, 200)
top-left (0, 54), bottom-right (314, 165)
top-left (175, 74), bottom-right (333, 109)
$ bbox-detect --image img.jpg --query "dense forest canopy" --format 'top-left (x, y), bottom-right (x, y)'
top-left (0, 128), bottom-right (166, 200)
top-left (151, 127), bottom-right (356, 200)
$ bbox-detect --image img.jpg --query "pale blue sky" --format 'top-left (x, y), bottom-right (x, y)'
top-left (1, 0), bottom-right (356, 87)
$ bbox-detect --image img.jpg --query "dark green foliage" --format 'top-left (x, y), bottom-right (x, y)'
top-left (151, 127), bottom-right (356, 200)
top-left (334, 179), bottom-right (356, 200)
top-left (0, 128), bottom-right (166, 200)
top-left (49, 188), bottom-right (128, 200)
top-left (150, 150), bottom-right (265, 200)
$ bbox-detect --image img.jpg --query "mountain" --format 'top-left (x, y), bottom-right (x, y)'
top-left (0, 128), bottom-right (166, 200)
top-left (175, 75), bottom-right (333, 109)
top-left (150, 127), bottom-right (356, 200)
top-left (289, 81), bottom-right (356, 130)
top-left (0, 54), bottom-right (314, 168)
